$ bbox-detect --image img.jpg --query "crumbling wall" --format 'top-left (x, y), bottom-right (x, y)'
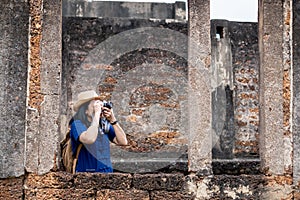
top-left (62, 17), bottom-right (189, 173)
top-left (293, 0), bottom-right (300, 186)
top-left (1, 0), bottom-right (300, 199)
top-left (0, 1), bottom-right (28, 178)
top-left (259, 0), bottom-right (293, 175)
top-left (25, 0), bottom-right (62, 175)
top-left (258, 0), bottom-right (294, 198)
top-left (62, 0), bottom-right (186, 20)
top-left (211, 20), bottom-right (259, 159)
top-left (230, 22), bottom-right (260, 158)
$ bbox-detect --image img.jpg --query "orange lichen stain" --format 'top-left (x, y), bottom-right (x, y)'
top-left (285, 10), bottom-right (290, 25)
top-left (28, 0), bottom-right (44, 111)
top-left (126, 115), bottom-right (137, 123)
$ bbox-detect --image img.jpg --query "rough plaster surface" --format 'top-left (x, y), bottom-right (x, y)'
top-left (0, 1), bottom-right (28, 178)
top-left (210, 20), bottom-right (260, 159)
top-left (188, 0), bottom-right (212, 173)
top-left (25, 0), bottom-right (62, 174)
top-left (230, 22), bottom-right (260, 158)
top-left (211, 20), bottom-right (234, 159)
top-left (62, 0), bottom-right (186, 20)
top-left (259, 0), bottom-right (286, 175)
top-left (293, 0), bottom-right (300, 184)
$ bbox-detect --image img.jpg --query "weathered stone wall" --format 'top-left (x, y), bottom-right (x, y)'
top-left (293, 0), bottom-right (300, 185)
top-left (62, 17), bottom-right (189, 173)
top-left (0, 0), bottom-right (28, 178)
top-left (25, 0), bottom-right (62, 175)
top-left (259, 0), bottom-right (293, 176)
top-left (188, 0), bottom-right (212, 174)
top-left (211, 20), bottom-right (259, 159)
top-left (1, 0), bottom-right (300, 199)
top-left (211, 20), bottom-right (235, 159)
top-left (230, 22), bottom-right (260, 158)
top-left (0, 172), bottom-right (296, 199)
top-left (62, 0), bottom-right (186, 20)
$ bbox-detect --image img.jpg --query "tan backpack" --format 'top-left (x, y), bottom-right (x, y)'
top-left (61, 130), bottom-right (82, 174)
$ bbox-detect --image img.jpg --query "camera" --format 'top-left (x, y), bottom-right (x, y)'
top-left (103, 101), bottom-right (113, 109)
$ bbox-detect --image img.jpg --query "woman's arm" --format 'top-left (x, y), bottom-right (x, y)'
top-left (79, 101), bottom-right (102, 144)
top-left (111, 122), bottom-right (128, 145)
top-left (102, 107), bottom-right (128, 146)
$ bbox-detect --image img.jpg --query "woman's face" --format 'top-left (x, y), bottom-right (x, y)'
top-left (86, 100), bottom-right (103, 118)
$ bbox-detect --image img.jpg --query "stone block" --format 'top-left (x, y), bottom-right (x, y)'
top-left (40, 0), bottom-right (62, 95)
top-left (133, 173), bottom-right (185, 191)
top-left (260, 176), bottom-right (293, 200)
top-left (25, 172), bottom-right (74, 189)
top-left (74, 172), bottom-right (132, 190)
top-left (25, 189), bottom-right (95, 200)
top-left (188, 174), bottom-right (264, 199)
top-left (0, 177), bottom-right (24, 199)
top-left (150, 191), bottom-right (193, 200)
top-left (96, 189), bottom-right (149, 200)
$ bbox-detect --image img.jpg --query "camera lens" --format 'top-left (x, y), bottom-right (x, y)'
top-left (103, 101), bottom-right (113, 109)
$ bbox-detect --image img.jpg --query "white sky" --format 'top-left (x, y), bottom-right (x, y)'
top-left (95, 0), bottom-right (258, 22)
top-left (210, 0), bottom-right (258, 22)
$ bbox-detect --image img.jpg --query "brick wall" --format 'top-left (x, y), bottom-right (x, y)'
top-left (63, 17), bottom-right (260, 166)
top-left (1, 0), bottom-right (300, 199)
top-left (211, 20), bottom-right (259, 159)
top-left (1, 172), bottom-right (296, 199)
top-left (230, 22), bottom-right (259, 158)
top-left (62, 17), bottom-right (189, 173)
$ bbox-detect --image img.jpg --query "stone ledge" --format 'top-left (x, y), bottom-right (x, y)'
top-left (112, 159), bottom-right (188, 173)
top-left (212, 158), bottom-right (260, 175)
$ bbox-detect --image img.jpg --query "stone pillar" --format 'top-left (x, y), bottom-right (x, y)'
top-left (293, 0), bottom-right (300, 184)
top-left (259, 0), bottom-right (292, 175)
top-left (25, 0), bottom-right (62, 174)
top-left (188, 0), bottom-right (212, 173)
top-left (0, 1), bottom-right (29, 178)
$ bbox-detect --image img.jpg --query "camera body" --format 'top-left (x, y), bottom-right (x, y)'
top-left (103, 101), bottom-right (113, 109)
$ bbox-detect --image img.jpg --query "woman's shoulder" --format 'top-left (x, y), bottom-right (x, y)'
top-left (70, 119), bottom-right (86, 130)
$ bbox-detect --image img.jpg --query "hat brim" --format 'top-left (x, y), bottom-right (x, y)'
top-left (73, 96), bottom-right (102, 111)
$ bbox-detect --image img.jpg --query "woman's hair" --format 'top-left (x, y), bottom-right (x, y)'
top-left (69, 101), bottom-right (91, 127)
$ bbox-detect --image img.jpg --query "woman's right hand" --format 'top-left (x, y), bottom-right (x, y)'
top-left (93, 100), bottom-right (102, 116)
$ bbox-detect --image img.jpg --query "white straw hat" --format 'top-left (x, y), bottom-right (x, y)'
top-left (73, 90), bottom-right (101, 111)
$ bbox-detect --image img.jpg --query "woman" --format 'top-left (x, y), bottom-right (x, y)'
top-left (69, 90), bottom-right (127, 173)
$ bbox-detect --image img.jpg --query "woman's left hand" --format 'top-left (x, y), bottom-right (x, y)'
top-left (102, 107), bottom-right (116, 123)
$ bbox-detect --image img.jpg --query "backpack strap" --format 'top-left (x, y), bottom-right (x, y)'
top-left (72, 143), bottom-right (83, 174)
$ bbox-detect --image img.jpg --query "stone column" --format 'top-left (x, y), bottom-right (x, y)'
top-left (25, 0), bottom-right (62, 174)
top-left (259, 0), bottom-right (292, 175)
top-left (293, 0), bottom-right (300, 184)
top-left (188, 0), bottom-right (212, 173)
top-left (0, 1), bottom-right (29, 178)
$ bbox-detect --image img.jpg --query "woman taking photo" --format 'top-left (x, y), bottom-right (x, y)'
top-left (69, 90), bottom-right (127, 173)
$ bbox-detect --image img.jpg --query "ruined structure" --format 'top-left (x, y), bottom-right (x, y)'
top-left (1, 0), bottom-right (300, 199)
